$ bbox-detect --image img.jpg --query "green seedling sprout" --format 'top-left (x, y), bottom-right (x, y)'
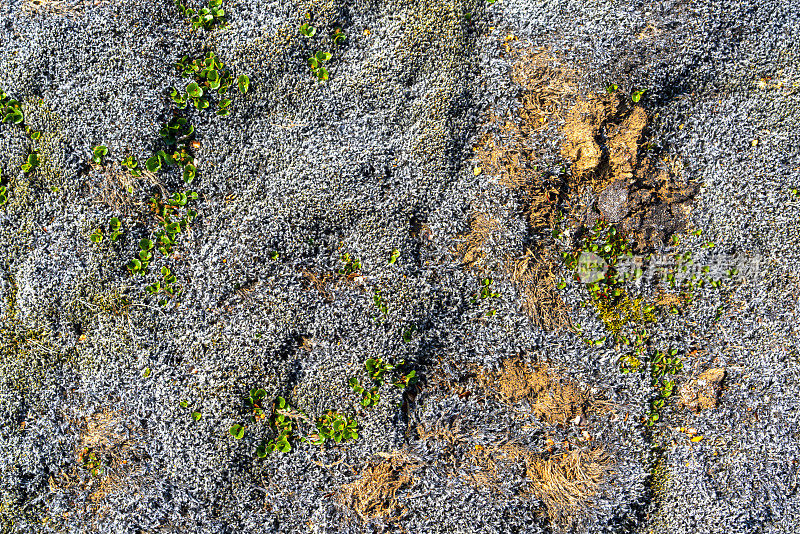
top-left (229, 424), bottom-right (245, 439)
top-left (192, 411), bottom-right (202, 421)
top-left (237, 74), bottom-right (249, 94)
top-left (299, 23), bottom-right (316, 37)
top-left (121, 155), bottom-right (142, 177)
top-left (307, 51), bottom-right (331, 81)
top-left (21, 152), bottom-right (39, 174)
top-left (389, 248), bottom-right (400, 264)
top-left (349, 377), bottom-right (380, 407)
top-left (0, 90), bottom-right (23, 124)
top-left (332, 27), bottom-right (346, 45)
top-left (109, 217), bottom-right (122, 241)
top-left (631, 88), bottom-right (647, 103)
top-left (89, 228), bottom-right (103, 244)
top-left (92, 145), bottom-right (108, 165)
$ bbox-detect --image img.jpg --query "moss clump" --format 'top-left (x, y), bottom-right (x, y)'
top-left (593, 291), bottom-right (656, 334)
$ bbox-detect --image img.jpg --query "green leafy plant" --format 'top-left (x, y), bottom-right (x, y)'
top-left (299, 22), bottom-right (316, 37)
top-left (310, 411), bottom-right (358, 444)
top-left (471, 278), bottom-right (500, 303)
top-left (173, 52), bottom-right (245, 116)
top-left (21, 152), bottom-right (39, 174)
top-left (307, 51), bottom-right (331, 81)
top-left (631, 88), bottom-right (647, 103)
top-left (174, 0), bottom-right (226, 30)
top-left (229, 423), bottom-right (245, 439)
top-left (192, 411), bottom-right (202, 422)
top-left (338, 253), bottom-right (361, 276)
top-left (645, 348), bottom-right (683, 426)
top-left (121, 155), bottom-right (142, 177)
top-left (237, 74), bottom-right (249, 94)
top-left (0, 169), bottom-right (8, 206)
top-left (373, 290), bottom-right (388, 317)
top-left (89, 228), bottom-right (104, 244)
top-left (128, 238), bottom-right (154, 275)
top-left (145, 266), bottom-right (183, 306)
top-left (109, 217), bottom-right (123, 241)
top-left (264, 396), bottom-right (294, 453)
top-left (606, 83), bottom-right (619, 93)
top-left (78, 447), bottom-right (104, 477)
top-left (159, 117), bottom-right (195, 145)
top-left (389, 248), bottom-right (400, 264)
top-left (349, 378), bottom-right (380, 407)
top-left (0, 90), bottom-right (23, 124)
top-left (92, 145), bottom-right (108, 165)
top-left (331, 27), bottom-right (346, 45)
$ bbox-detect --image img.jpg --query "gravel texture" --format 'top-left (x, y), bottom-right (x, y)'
top-left (0, 0), bottom-right (799, 533)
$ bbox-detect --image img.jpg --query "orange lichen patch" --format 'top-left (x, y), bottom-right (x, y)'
top-left (607, 106), bottom-right (648, 182)
top-left (338, 451), bottom-right (419, 521)
top-left (679, 367), bottom-right (726, 412)
top-left (478, 358), bottom-right (610, 425)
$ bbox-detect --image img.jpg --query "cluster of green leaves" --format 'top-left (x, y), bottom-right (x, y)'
top-left (78, 447), bottom-right (103, 477)
top-left (349, 357), bottom-right (416, 407)
top-left (128, 238), bottom-right (155, 275)
top-left (373, 289), bottom-right (388, 318)
top-left (90, 217), bottom-right (123, 244)
top-left (631, 88), bottom-right (647, 103)
top-left (388, 248), bottom-right (400, 264)
top-left (563, 220), bottom-right (633, 308)
top-left (151, 190), bottom-right (199, 256)
top-left (300, 21), bottom-right (346, 81)
top-left (145, 266), bottom-right (182, 306)
top-left (147, 118), bottom-right (197, 183)
top-left (645, 348), bottom-right (683, 426)
top-left (230, 391), bottom-right (360, 457)
top-left (313, 411), bottom-right (358, 444)
top-left (21, 152), bottom-right (38, 174)
top-left (471, 278), bottom-right (501, 314)
top-left (174, 0), bottom-right (226, 30)
top-left (178, 399), bottom-right (202, 421)
top-left (337, 252), bottom-right (361, 276)
top-left (0, 169), bottom-right (7, 206)
top-left (0, 90), bottom-right (23, 124)
top-left (307, 51), bottom-right (332, 81)
top-left (172, 52), bottom-right (248, 115)
top-left (471, 277), bottom-right (499, 303)
top-left (92, 145), bottom-right (108, 165)
top-left (121, 155), bottom-right (142, 177)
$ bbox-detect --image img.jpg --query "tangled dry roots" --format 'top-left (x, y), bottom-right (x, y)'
top-left (338, 451), bottom-right (418, 522)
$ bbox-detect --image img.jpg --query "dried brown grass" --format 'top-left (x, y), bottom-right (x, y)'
top-left (22, 0), bottom-right (109, 16)
top-left (338, 451), bottom-right (419, 521)
top-left (454, 213), bottom-right (503, 273)
top-left (49, 409), bottom-right (149, 514)
top-left (478, 358), bottom-right (610, 425)
top-left (466, 443), bottom-right (610, 529)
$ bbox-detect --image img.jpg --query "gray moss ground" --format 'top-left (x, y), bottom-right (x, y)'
top-left (1, 0), bottom-right (799, 533)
